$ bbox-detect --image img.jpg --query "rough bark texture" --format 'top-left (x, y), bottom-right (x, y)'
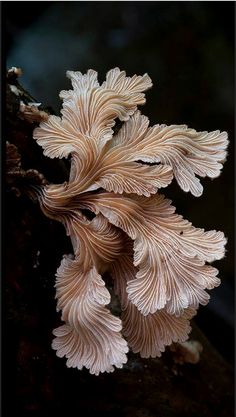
top-left (5, 72), bottom-right (234, 417)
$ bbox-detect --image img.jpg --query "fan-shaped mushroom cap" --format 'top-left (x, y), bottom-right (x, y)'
top-left (33, 68), bottom-right (228, 374)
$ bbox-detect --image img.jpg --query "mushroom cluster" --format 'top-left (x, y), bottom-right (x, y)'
top-left (33, 68), bottom-right (228, 375)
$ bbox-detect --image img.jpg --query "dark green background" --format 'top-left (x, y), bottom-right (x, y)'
top-left (4, 1), bottom-right (235, 414)
top-left (5, 0), bottom-right (234, 363)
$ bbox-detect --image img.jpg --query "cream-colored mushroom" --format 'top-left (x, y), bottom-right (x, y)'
top-left (33, 68), bottom-right (228, 375)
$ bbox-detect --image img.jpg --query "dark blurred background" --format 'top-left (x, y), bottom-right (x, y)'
top-left (5, 0), bottom-right (234, 394)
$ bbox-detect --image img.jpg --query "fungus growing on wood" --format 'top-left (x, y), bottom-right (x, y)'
top-left (33, 68), bottom-right (228, 375)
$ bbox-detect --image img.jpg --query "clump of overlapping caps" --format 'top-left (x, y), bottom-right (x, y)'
top-left (33, 68), bottom-right (228, 375)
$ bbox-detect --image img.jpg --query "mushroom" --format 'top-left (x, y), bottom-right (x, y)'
top-left (33, 68), bottom-right (228, 375)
